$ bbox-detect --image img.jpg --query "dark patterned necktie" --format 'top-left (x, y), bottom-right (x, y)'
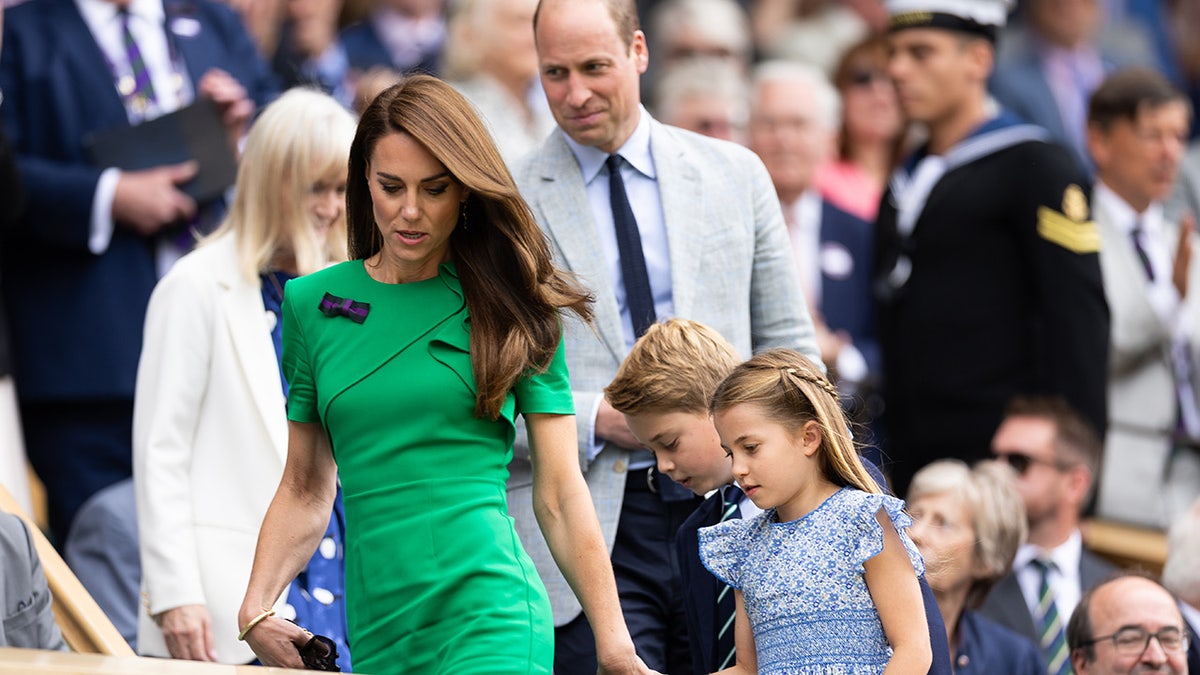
top-left (119, 9), bottom-right (157, 109)
top-left (606, 154), bottom-right (655, 338)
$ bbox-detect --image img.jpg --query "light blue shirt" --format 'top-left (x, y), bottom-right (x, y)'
top-left (562, 107), bottom-right (675, 352)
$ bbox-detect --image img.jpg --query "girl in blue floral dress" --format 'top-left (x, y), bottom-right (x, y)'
top-left (699, 349), bottom-right (932, 674)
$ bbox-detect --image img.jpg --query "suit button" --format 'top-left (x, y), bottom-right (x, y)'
top-left (613, 459), bottom-right (627, 474)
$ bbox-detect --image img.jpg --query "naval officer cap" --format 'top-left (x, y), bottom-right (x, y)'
top-left (886, 0), bottom-right (1013, 42)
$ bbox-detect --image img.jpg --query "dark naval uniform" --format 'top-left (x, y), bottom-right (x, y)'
top-left (873, 112), bottom-right (1109, 494)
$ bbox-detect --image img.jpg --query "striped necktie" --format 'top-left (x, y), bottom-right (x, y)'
top-left (119, 9), bottom-right (158, 112)
top-left (1032, 558), bottom-right (1072, 675)
top-left (714, 485), bottom-right (743, 670)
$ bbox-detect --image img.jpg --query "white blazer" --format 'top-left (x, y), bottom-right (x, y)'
top-left (133, 234), bottom-right (288, 663)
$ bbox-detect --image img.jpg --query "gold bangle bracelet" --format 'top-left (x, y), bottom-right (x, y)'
top-left (237, 609), bottom-right (276, 641)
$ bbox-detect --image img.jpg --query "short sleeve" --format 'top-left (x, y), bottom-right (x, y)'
top-left (514, 335), bottom-right (574, 416)
top-left (849, 492), bottom-right (925, 576)
top-left (283, 286), bottom-right (319, 424)
top-left (698, 518), bottom-right (752, 589)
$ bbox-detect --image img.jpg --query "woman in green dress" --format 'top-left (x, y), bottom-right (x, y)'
top-left (237, 75), bottom-right (655, 674)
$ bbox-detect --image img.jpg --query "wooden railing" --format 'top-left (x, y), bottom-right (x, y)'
top-left (0, 648), bottom-right (303, 673)
top-left (1082, 517), bottom-right (1169, 576)
top-left (0, 485), bottom-right (133, 656)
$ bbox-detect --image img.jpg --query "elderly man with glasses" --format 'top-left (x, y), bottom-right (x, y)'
top-left (979, 395), bottom-right (1117, 675)
top-left (1067, 573), bottom-right (1190, 675)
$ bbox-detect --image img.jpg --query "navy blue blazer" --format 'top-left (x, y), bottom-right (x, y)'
top-left (675, 460), bottom-right (952, 675)
top-left (818, 199), bottom-right (879, 376)
top-left (339, 20), bottom-right (442, 77)
top-left (0, 0), bottom-right (277, 401)
top-left (954, 610), bottom-right (1044, 674)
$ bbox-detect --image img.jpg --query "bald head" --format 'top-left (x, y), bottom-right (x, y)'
top-left (534, 0), bottom-right (640, 49)
top-left (1067, 575), bottom-right (1188, 674)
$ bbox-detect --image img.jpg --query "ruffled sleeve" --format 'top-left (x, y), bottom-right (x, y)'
top-left (698, 517), bottom-right (754, 589)
top-left (847, 491), bottom-right (925, 576)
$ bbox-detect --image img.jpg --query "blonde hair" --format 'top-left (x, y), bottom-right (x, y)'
top-left (709, 348), bottom-right (879, 494)
top-left (908, 459), bottom-right (1027, 609)
top-left (207, 87), bottom-right (357, 282)
top-left (606, 319), bottom-right (741, 416)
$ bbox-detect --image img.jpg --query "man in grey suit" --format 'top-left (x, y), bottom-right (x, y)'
top-left (1086, 68), bottom-right (1200, 530)
top-left (1, 512), bottom-right (65, 650)
top-left (509, 0), bottom-right (819, 670)
top-left (980, 396), bottom-right (1116, 673)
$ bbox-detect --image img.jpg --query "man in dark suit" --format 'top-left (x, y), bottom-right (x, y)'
top-left (980, 396), bottom-right (1116, 671)
top-left (339, 0), bottom-right (445, 78)
top-left (875, 0), bottom-right (1110, 498)
top-left (604, 319), bottom-right (953, 675)
top-left (0, 0), bottom-right (277, 544)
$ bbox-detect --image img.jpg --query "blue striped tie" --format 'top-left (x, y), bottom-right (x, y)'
top-left (1032, 558), bottom-right (1072, 675)
top-left (714, 485), bottom-right (743, 670)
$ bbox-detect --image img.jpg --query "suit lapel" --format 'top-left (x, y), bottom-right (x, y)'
top-left (212, 239), bottom-right (289, 464)
top-left (163, 0), bottom-right (215, 89)
top-left (652, 121), bottom-right (704, 319)
top-left (534, 133), bottom-right (624, 362)
top-left (55, 0), bottom-right (130, 125)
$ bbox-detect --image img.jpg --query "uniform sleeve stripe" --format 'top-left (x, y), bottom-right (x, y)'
top-left (1037, 207), bottom-right (1101, 254)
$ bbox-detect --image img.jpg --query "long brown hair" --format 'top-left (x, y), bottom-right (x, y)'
top-left (346, 75), bottom-right (594, 419)
top-left (710, 349), bottom-right (880, 494)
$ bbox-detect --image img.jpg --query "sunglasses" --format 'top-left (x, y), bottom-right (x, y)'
top-left (991, 451), bottom-right (1073, 476)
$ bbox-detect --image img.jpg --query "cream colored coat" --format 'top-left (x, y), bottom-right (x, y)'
top-left (133, 234), bottom-right (288, 663)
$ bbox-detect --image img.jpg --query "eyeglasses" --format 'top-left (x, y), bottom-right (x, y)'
top-left (1079, 627), bottom-right (1189, 656)
top-left (990, 451), bottom-right (1072, 476)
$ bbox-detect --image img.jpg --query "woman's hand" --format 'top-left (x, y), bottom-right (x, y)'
top-left (157, 604), bottom-right (217, 661)
top-left (239, 612), bottom-right (310, 669)
top-left (597, 648), bottom-right (662, 675)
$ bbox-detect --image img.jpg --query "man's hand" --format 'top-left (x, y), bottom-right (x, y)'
top-left (157, 604), bottom-right (217, 662)
top-left (197, 69), bottom-right (254, 156)
top-left (596, 397), bottom-right (643, 450)
top-left (1174, 211), bottom-right (1194, 299)
top-left (112, 161), bottom-right (197, 236)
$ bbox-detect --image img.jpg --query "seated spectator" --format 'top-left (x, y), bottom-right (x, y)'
top-left (340, 0), bottom-right (446, 79)
top-left (1067, 573), bottom-right (1191, 674)
top-left (63, 478), bottom-right (139, 650)
top-left (444, 0), bottom-right (554, 165)
top-left (817, 32), bottom-right (906, 223)
top-left (0, 512), bottom-right (65, 650)
top-left (1086, 67), bottom-right (1200, 529)
top-left (274, 0), bottom-right (356, 108)
top-left (980, 396), bottom-right (1117, 671)
top-left (991, 0), bottom-right (1162, 172)
top-left (653, 59), bottom-right (749, 145)
top-left (646, 0), bottom-right (751, 106)
top-left (907, 459), bottom-right (1045, 673)
top-left (134, 88), bottom-right (356, 667)
top-left (1162, 496), bottom-right (1200, 673)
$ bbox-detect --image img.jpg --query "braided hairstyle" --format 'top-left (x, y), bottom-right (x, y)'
top-left (709, 348), bottom-right (880, 494)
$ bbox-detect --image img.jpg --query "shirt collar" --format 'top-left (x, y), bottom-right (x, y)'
top-left (1014, 528), bottom-right (1083, 573)
top-left (1179, 601), bottom-right (1200, 633)
top-left (1093, 180), bottom-right (1164, 236)
top-left (77, 0), bottom-right (165, 26)
top-left (563, 105), bottom-right (656, 185)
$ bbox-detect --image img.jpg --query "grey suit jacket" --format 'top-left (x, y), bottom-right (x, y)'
top-left (1093, 196), bottom-right (1200, 527)
top-left (509, 117), bottom-right (819, 625)
top-left (978, 547), bottom-right (1116, 643)
top-left (0, 513), bottom-right (65, 650)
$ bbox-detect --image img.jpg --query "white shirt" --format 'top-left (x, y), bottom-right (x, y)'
top-left (76, 0), bottom-right (191, 266)
top-left (1013, 530), bottom-right (1085, 625)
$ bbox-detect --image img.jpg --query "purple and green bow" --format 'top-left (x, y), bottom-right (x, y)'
top-left (318, 292), bottom-right (370, 324)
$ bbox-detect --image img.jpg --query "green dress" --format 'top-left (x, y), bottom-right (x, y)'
top-left (282, 260), bottom-right (564, 674)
